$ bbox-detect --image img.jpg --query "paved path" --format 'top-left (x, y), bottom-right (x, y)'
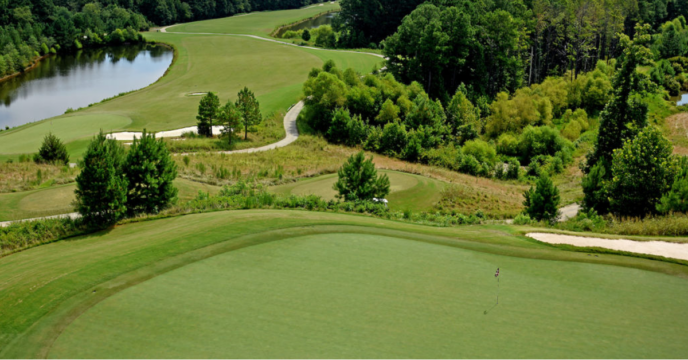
top-left (559, 203), bottom-right (580, 221)
top-left (527, 232), bottom-right (688, 261)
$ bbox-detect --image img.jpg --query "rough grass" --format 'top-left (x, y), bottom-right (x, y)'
top-left (0, 178), bottom-right (220, 221)
top-left (175, 135), bottom-right (526, 217)
top-left (664, 111), bottom-right (688, 154)
top-left (1, 211), bottom-right (687, 358)
top-left (0, 161), bottom-right (77, 194)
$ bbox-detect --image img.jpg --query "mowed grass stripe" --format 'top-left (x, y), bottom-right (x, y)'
top-left (49, 233), bottom-right (688, 358)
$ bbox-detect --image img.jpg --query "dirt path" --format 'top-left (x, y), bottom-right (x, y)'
top-left (527, 232), bottom-right (688, 261)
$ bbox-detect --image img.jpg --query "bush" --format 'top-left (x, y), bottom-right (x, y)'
top-left (513, 212), bottom-right (532, 225)
top-left (606, 126), bottom-right (675, 217)
top-left (333, 151), bottom-right (390, 201)
top-left (523, 174), bottom-right (560, 223)
top-left (123, 129), bottom-right (178, 216)
top-left (35, 132), bottom-right (69, 165)
top-left (462, 139), bottom-right (497, 167)
top-left (75, 131), bottom-right (128, 227)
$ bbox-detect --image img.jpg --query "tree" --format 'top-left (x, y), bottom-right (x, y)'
top-left (235, 87), bottom-right (261, 140)
top-left (523, 174), bottom-right (560, 223)
top-left (217, 100), bottom-right (242, 145)
top-left (74, 131), bottom-right (128, 227)
top-left (123, 129), bottom-right (178, 216)
top-left (586, 24), bottom-right (654, 173)
top-left (606, 126), bottom-right (675, 217)
top-left (334, 151), bottom-right (390, 201)
top-left (581, 161), bottom-right (610, 214)
top-left (35, 132), bottom-right (69, 165)
top-left (196, 92), bottom-right (220, 137)
top-left (302, 29), bottom-right (311, 41)
top-left (657, 160), bottom-right (688, 214)
top-left (375, 98), bottom-right (400, 124)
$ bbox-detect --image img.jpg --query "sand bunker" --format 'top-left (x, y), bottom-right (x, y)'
top-left (527, 232), bottom-right (688, 261)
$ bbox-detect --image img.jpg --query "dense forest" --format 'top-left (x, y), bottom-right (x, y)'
top-left (0, 0), bottom-right (327, 78)
top-left (333, 0), bottom-right (688, 100)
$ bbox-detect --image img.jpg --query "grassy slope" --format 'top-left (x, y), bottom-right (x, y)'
top-left (270, 170), bottom-right (445, 211)
top-left (0, 178), bottom-right (220, 221)
top-left (0, 5), bottom-right (381, 160)
top-left (168, 2), bottom-right (341, 37)
top-left (0, 210), bottom-right (686, 358)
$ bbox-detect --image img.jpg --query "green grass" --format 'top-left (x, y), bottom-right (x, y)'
top-left (168, 3), bottom-right (341, 37)
top-left (0, 178), bottom-right (220, 221)
top-left (0, 114), bottom-right (130, 157)
top-left (0, 6), bottom-right (382, 160)
top-left (270, 170), bottom-right (445, 211)
top-left (0, 210), bottom-right (687, 358)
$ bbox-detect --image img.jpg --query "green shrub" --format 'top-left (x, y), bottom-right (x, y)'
top-left (523, 174), bottom-right (561, 223)
top-left (513, 212), bottom-right (532, 225)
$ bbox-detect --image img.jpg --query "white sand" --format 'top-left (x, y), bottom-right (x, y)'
top-left (106, 126), bottom-right (224, 141)
top-left (527, 232), bottom-right (688, 261)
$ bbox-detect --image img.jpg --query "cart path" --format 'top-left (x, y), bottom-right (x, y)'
top-left (527, 232), bottom-right (688, 261)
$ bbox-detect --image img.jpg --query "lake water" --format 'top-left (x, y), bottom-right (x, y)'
top-left (275, 12), bottom-right (338, 38)
top-left (677, 93), bottom-right (688, 106)
top-left (0, 43), bottom-right (173, 129)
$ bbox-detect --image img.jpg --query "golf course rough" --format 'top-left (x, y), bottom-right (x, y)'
top-left (1, 210), bottom-right (687, 358)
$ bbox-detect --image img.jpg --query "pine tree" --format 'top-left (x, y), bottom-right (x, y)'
top-left (218, 100), bottom-right (242, 145)
top-left (235, 87), bottom-right (261, 140)
top-left (196, 92), bottom-right (220, 137)
top-left (333, 151), bottom-right (390, 201)
top-left (123, 129), bottom-right (178, 216)
top-left (36, 132), bottom-right (69, 165)
top-left (74, 131), bottom-right (128, 227)
top-left (523, 174), bottom-right (560, 223)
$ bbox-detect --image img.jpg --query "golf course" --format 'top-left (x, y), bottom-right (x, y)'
top-left (0, 210), bottom-right (687, 358)
top-left (0, 2), bottom-right (382, 161)
top-left (2, 2), bottom-right (688, 358)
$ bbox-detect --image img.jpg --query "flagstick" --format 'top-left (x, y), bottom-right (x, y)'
top-left (496, 275), bottom-right (499, 305)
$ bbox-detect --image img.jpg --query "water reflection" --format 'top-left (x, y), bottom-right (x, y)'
top-left (677, 94), bottom-right (688, 106)
top-left (275, 12), bottom-right (338, 38)
top-left (0, 43), bottom-right (173, 128)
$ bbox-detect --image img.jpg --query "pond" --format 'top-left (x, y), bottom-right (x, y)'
top-left (0, 43), bottom-right (173, 129)
top-left (676, 93), bottom-right (688, 106)
top-left (275, 12), bottom-right (339, 38)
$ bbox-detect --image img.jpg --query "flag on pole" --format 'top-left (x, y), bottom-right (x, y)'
top-left (495, 268), bottom-right (499, 277)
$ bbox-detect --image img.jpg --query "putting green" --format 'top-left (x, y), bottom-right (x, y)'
top-left (49, 232), bottom-right (688, 358)
top-left (0, 114), bottom-right (131, 155)
top-left (2, 210), bottom-right (688, 358)
top-left (0, 178), bottom-right (219, 221)
top-left (270, 170), bottom-right (445, 210)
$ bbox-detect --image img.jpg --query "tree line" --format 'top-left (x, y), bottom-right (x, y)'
top-left (332, 0), bottom-right (688, 101)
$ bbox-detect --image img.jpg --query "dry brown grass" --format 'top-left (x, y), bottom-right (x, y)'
top-left (664, 112), bottom-right (688, 154)
top-left (0, 162), bottom-right (77, 193)
top-left (174, 135), bottom-right (527, 217)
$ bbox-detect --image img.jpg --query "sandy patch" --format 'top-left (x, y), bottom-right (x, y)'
top-left (106, 126), bottom-right (224, 141)
top-left (527, 232), bottom-right (688, 261)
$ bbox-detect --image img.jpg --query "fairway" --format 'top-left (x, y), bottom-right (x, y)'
top-left (2, 210), bottom-right (688, 358)
top-left (0, 5), bottom-right (383, 160)
top-left (270, 170), bottom-right (445, 210)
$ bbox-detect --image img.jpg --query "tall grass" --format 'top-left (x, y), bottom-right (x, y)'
top-left (556, 211), bottom-right (688, 237)
top-left (0, 162), bottom-right (78, 193)
top-left (0, 217), bottom-right (85, 256)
